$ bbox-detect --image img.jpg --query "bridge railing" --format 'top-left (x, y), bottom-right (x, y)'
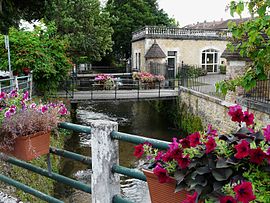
top-left (0, 74), bottom-right (33, 97)
top-left (61, 78), bottom-right (180, 100)
top-left (0, 120), bottom-right (170, 202)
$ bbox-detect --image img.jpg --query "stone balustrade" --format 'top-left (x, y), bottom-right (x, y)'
top-left (132, 26), bottom-right (232, 41)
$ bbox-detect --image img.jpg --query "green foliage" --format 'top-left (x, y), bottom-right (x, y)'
top-left (45, 0), bottom-right (113, 63)
top-left (177, 102), bottom-right (203, 135)
top-left (0, 23), bottom-right (72, 95)
top-left (217, 0), bottom-right (270, 94)
top-left (243, 166), bottom-right (270, 202)
top-left (219, 65), bottom-right (226, 74)
top-left (105, 0), bottom-right (176, 61)
top-left (0, 0), bottom-right (47, 34)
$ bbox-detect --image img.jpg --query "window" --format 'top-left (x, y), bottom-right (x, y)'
top-left (135, 53), bottom-right (141, 70)
top-left (201, 49), bottom-right (219, 73)
top-left (138, 53), bottom-right (141, 70)
top-left (168, 51), bottom-right (176, 56)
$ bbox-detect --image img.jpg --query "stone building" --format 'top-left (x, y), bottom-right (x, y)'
top-left (131, 19), bottom-right (248, 78)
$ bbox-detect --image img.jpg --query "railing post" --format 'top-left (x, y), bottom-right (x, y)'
top-left (29, 72), bottom-right (33, 99)
top-left (115, 81), bottom-right (117, 100)
top-left (158, 81), bottom-right (161, 98)
top-left (14, 76), bottom-right (18, 90)
top-left (90, 120), bottom-right (120, 203)
top-left (137, 80), bottom-right (140, 100)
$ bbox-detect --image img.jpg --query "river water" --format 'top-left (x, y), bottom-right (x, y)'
top-left (56, 100), bottom-right (181, 202)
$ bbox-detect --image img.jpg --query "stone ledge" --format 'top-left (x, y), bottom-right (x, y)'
top-left (179, 86), bottom-right (235, 108)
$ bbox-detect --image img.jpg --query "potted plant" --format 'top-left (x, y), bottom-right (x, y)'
top-left (0, 89), bottom-right (68, 161)
top-left (94, 74), bottom-right (115, 90)
top-left (134, 104), bottom-right (270, 203)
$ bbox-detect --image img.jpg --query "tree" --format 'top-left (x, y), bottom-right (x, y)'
top-left (45, 0), bottom-right (113, 63)
top-left (0, 0), bottom-right (46, 34)
top-left (0, 23), bottom-right (72, 95)
top-left (217, 0), bottom-right (270, 94)
top-left (105, 0), bottom-right (176, 62)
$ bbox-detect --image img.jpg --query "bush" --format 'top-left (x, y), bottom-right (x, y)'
top-left (219, 65), bottom-right (226, 74)
top-left (180, 66), bottom-right (207, 78)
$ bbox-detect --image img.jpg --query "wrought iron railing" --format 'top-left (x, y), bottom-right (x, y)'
top-left (243, 79), bottom-right (270, 104)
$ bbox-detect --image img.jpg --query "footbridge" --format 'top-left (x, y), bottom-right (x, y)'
top-left (59, 77), bottom-right (180, 102)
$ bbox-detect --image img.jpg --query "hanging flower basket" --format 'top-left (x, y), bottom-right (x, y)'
top-left (2, 131), bottom-right (50, 161)
top-left (142, 169), bottom-right (203, 203)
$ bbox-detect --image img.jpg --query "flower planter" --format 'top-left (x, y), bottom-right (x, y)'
top-left (142, 169), bottom-right (190, 203)
top-left (2, 131), bottom-right (50, 161)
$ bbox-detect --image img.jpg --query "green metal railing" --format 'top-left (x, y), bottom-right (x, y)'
top-left (0, 121), bottom-right (171, 203)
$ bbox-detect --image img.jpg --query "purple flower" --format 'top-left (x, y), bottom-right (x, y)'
top-left (58, 106), bottom-right (68, 115)
top-left (23, 91), bottom-right (29, 100)
top-left (243, 111), bottom-right (254, 126)
top-left (4, 110), bottom-right (11, 118)
top-left (0, 92), bottom-right (6, 100)
top-left (168, 137), bottom-right (179, 151)
top-left (41, 105), bottom-right (48, 113)
top-left (206, 124), bottom-right (218, 136)
top-left (263, 125), bottom-right (270, 142)
top-left (29, 103), bottom-right (37, 109)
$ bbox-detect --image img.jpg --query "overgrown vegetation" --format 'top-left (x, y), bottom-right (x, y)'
top-left (217, 0), bottom-right (270, 94)
top-left (0, 23), bottom-right (72, 95)
top-left (153, 100), bottom-right (203, 135)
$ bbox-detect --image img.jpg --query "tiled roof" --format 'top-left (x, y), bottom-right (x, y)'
top-left (184, 18), bottom-right (250, 30)
top-left (145, 41), bottom-right (166, 58)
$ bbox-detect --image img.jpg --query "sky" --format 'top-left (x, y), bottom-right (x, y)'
top-left (158, 0), bottom-right (250, 26)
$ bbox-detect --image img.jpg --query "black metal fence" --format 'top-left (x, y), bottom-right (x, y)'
top-left (243, 79), bottom-right (270, 104)
top-left (179, 67), bottom-right (225, 99)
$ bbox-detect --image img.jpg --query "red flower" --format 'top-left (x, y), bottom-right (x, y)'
top-left (188, 132), bottom-right (201, 147)
top-left (162, 151), bottom-right (173, 162)
top-left (233, 182), bottom-right (256, 203)
top-left (179, 138), bottom-right (190, 148)
top-left (234, 140), bottom-right (250, 159)
top-left (228, 105), bottom-right (244, 123)
top-left (182, 191), bottom-right (198, 203)
top-left (219, 196), bottom-right (237, 203)
top-left (133, 144), bottom-right (144, 158)
top-left (168, 137), bottom-right (179, 151)
top-left (177, 154), bottom-right (191, 169)
top-left (207, 124), bottom-right (218, 136)
top-left (243, 111), bottom-right (254, 126)
top-left (205, 137), bottom-right (217, 154)
top-left (153, 165), bottom-right (170, 183)
top-left (155, 151), bottom-right (164, 161)
top-left (249, 147), bottom-right (266, 165)
top-left (263, 125), bottom-right (270, 142)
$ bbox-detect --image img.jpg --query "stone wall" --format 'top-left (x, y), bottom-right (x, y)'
top-left (179, 87), bottom-right (270, 134)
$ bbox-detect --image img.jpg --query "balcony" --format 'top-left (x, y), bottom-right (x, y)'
top-left (132, 26), bottom-right (232, 41)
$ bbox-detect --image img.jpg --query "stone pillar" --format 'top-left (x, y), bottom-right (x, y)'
top-left (89, 120), bottom-right (120, 203)
top-left (221, 48), bottom-right (251, 103)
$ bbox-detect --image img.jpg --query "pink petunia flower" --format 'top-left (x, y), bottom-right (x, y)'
top-left (153, 165), bottom-right (171, 183)
top-left (263, 125), bottom-right (270, 142)
top-left (228, 104), bottom-right (244, 123)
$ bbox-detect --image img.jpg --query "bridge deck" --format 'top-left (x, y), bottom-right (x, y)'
top-left (59, 89), bottom-right (178, 101)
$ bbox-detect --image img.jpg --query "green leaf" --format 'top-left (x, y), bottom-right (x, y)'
top-left (196, 166), bottom-right (210, 175)
top-left (212, 168), bottom-right (233, 181)
top-left (216, 158), bottom-right (230, 168)
top-left (175, 182), bottom-right (187, 192)
top-left (174, 171), bottom-right (186, 184)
